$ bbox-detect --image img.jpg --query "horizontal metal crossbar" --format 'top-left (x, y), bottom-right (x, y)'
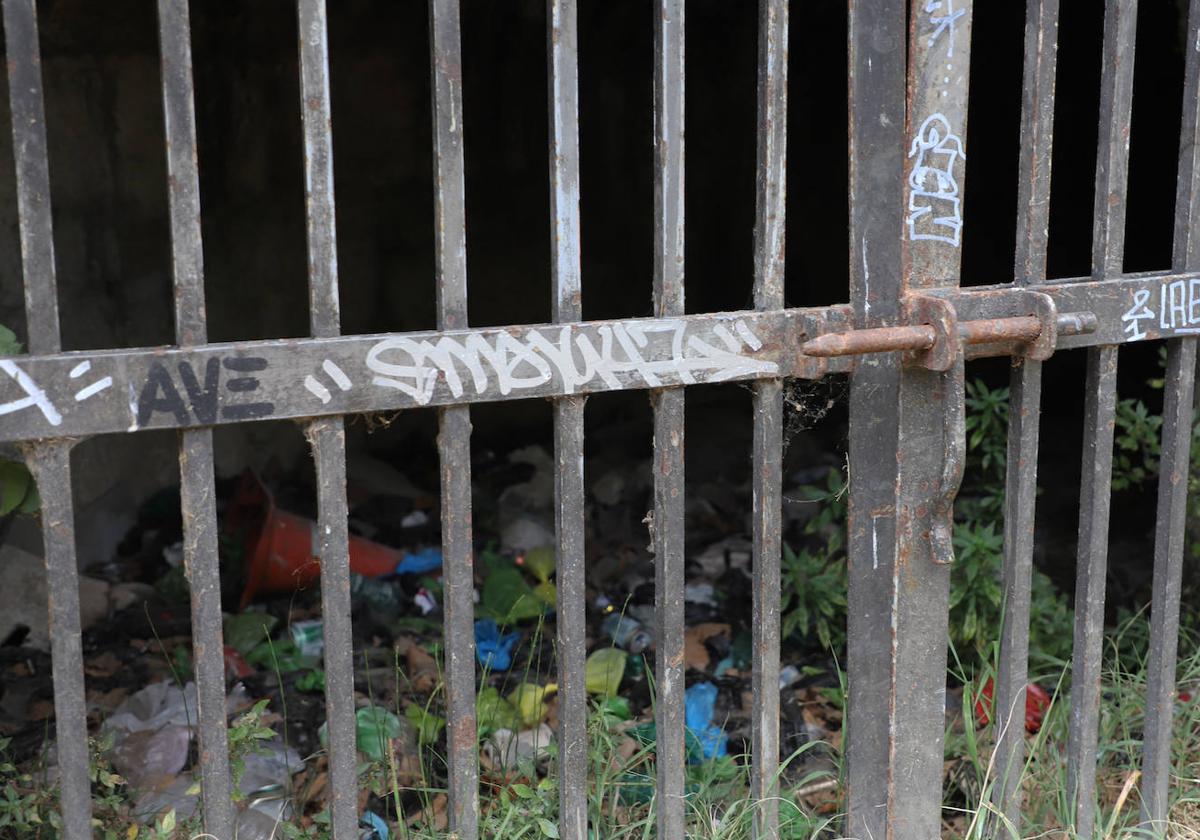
top-left (3, 270), bottom-right (1200, 443)
top-left (0, 308), bottom-right (842, 441)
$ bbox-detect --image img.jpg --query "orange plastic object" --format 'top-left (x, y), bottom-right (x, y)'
top-left (974, 677), bottom-right (1052, 734)
top-left (232, 471), bottom-right (404, 609)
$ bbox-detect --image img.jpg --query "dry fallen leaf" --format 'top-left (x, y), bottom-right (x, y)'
top-left (407, 792), bottom-right (448, 831)
top-left (683, 622), bottom-right (730, 671)
top-left (398, 638), bottom-right (441, 696)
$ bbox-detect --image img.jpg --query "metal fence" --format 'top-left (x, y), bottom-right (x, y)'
top-left (0, 0), bottom-right (1197, 837)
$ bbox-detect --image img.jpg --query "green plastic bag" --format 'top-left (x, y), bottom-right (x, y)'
top-left (245, 640), bottom-right (318, 673)
top-left (595, 696), bottom-right (632, 721)
top-left (319, 705), bottom-right (403, 762)
top-left (584, 648), bottom-right (627, 696)
top-left (223, 612), bottom-right (279, 656)
top-left (481, 566), bottom-right (546, 624)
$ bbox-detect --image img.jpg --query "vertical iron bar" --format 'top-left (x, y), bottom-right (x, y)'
top-left (22, 447), bottom-right (89, 840)
top-left (430, 2), bottom-right (478, 836)
top-left (547, 2), bottom-right (587, 838)
top-left (651, 1), bottom-right (686, 837)
top-left (991, 0), bottom-right (1060, 830)
top-left (844, 0), bottom-right (907, 835)
top-left (4, 1), bottom-right (91, 837)
top-left (1067, 344), bottom-right (1117, 838)
top-left (750, 0), bottom-right (787, 837)
top-left (991, 357), bottom-right (1041, 832)
top-left (1065, 1), bottom-right (1137, 834)
top-left (296, 3), bottom-right (357, 839)
top-left (1140, 0), bottom-right (1200, 828)
top-left (889, 3), bottom-right (973, 835)
top-left (157, 4), bottom-right (237, 836)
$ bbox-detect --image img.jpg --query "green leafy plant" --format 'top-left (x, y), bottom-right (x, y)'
top-left (227, 698), bottom-right (277, 800)
top-left (948, 522), bottom-right (1005, 659)
top-left (960, 378), bottom-right (1009, 522)
top-left (1112, 396), bottom-right (1163, 491)
top-left (781, 468), bottom-right (848, 652)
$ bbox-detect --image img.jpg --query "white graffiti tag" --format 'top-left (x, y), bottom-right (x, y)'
top-left (1122, 289), bottom-right (1156, 341)
top-left (0, 360), bottom-right (62, 426)
top-left (925, 0), bottom-right (966, 57)
top-left (363, 320), bottom-right (777, 406)
top-left (907, 113), bottom-right (966, 247)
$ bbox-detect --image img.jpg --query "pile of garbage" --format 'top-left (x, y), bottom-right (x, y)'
top-left (0, 441), bottom-right (847, 834)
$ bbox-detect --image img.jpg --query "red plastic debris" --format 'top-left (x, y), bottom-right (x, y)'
top-left (228, 470), bottom-right (405, 609)
top-left (974, 677), bottom-right (1052, 734)
top-left (223, 645), bottom-right (254, 680)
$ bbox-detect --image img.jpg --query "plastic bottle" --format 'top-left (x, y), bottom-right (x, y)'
top-left (601, 613), bottom-right (652, 654)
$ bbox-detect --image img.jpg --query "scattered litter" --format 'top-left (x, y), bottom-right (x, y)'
top-left (974, 678), bottom-right (1052, 734)
top-left (475, 619), bottom-right (521, 671)
top-left (414, 588), bottom-right (438, 614)
top-left (290, 619), bottom-right (325, 657)
top-left (482, 723), bottom-right (554, 769)
top-left (481, 565), bottom-right (547, 624)
top-left (684, 681), bottom-right (728, 762)
top-left (596, 695), bottom-right (632, 720)
top-left (401, 510), bottom-right (429, 529)
top-left (351, 573), bottom-right (404, 614)
top-left (110, 724), bottom-right (191, 789)
top-left (395, 546), bottom-right (443, 575)
top-left (684, 583), bottom-right (718, 607)
top-left (779, 664), bottom-right (803, 690)
top-left (245, 640), bottom-right (319, 674)
top-left (224, 612), bottom-right (280, 656)
top-left (585, 648), bottom-right (627, 696)
top-left (105, 681), bottom-right (201, 736)
top-left (223, 645), bottom-right (255, 680)
top-left (318, 706), bottom-right (403, 762)
top-left (230, 471), bottom-right (405, 608)
top-left (692, 537), bottom-right (752, 579)
top-left (683, 623), bottom-right (730, 672)
top-left (601, 613), bottom-right (652, 654)
top-left (508, 682), bottom-right (558, 727)
top-left (361, 810), bottom-right (391, 840)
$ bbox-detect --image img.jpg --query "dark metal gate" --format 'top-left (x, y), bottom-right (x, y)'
top-left (0, 0), bottom-right (1196, 837)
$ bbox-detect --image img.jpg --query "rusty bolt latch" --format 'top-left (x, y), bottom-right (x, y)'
top-left (801, 291), bottom-right (1097, 371)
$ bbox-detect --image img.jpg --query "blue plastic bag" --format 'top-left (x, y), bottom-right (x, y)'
top-left (475, 618), bottom-right (521, 671)
top-left (396, 546), bottom-right (443, 575)
top-left (360, 810), bottom-right (389, 840)
top-left (684, 681), bottom-right (728, 762)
